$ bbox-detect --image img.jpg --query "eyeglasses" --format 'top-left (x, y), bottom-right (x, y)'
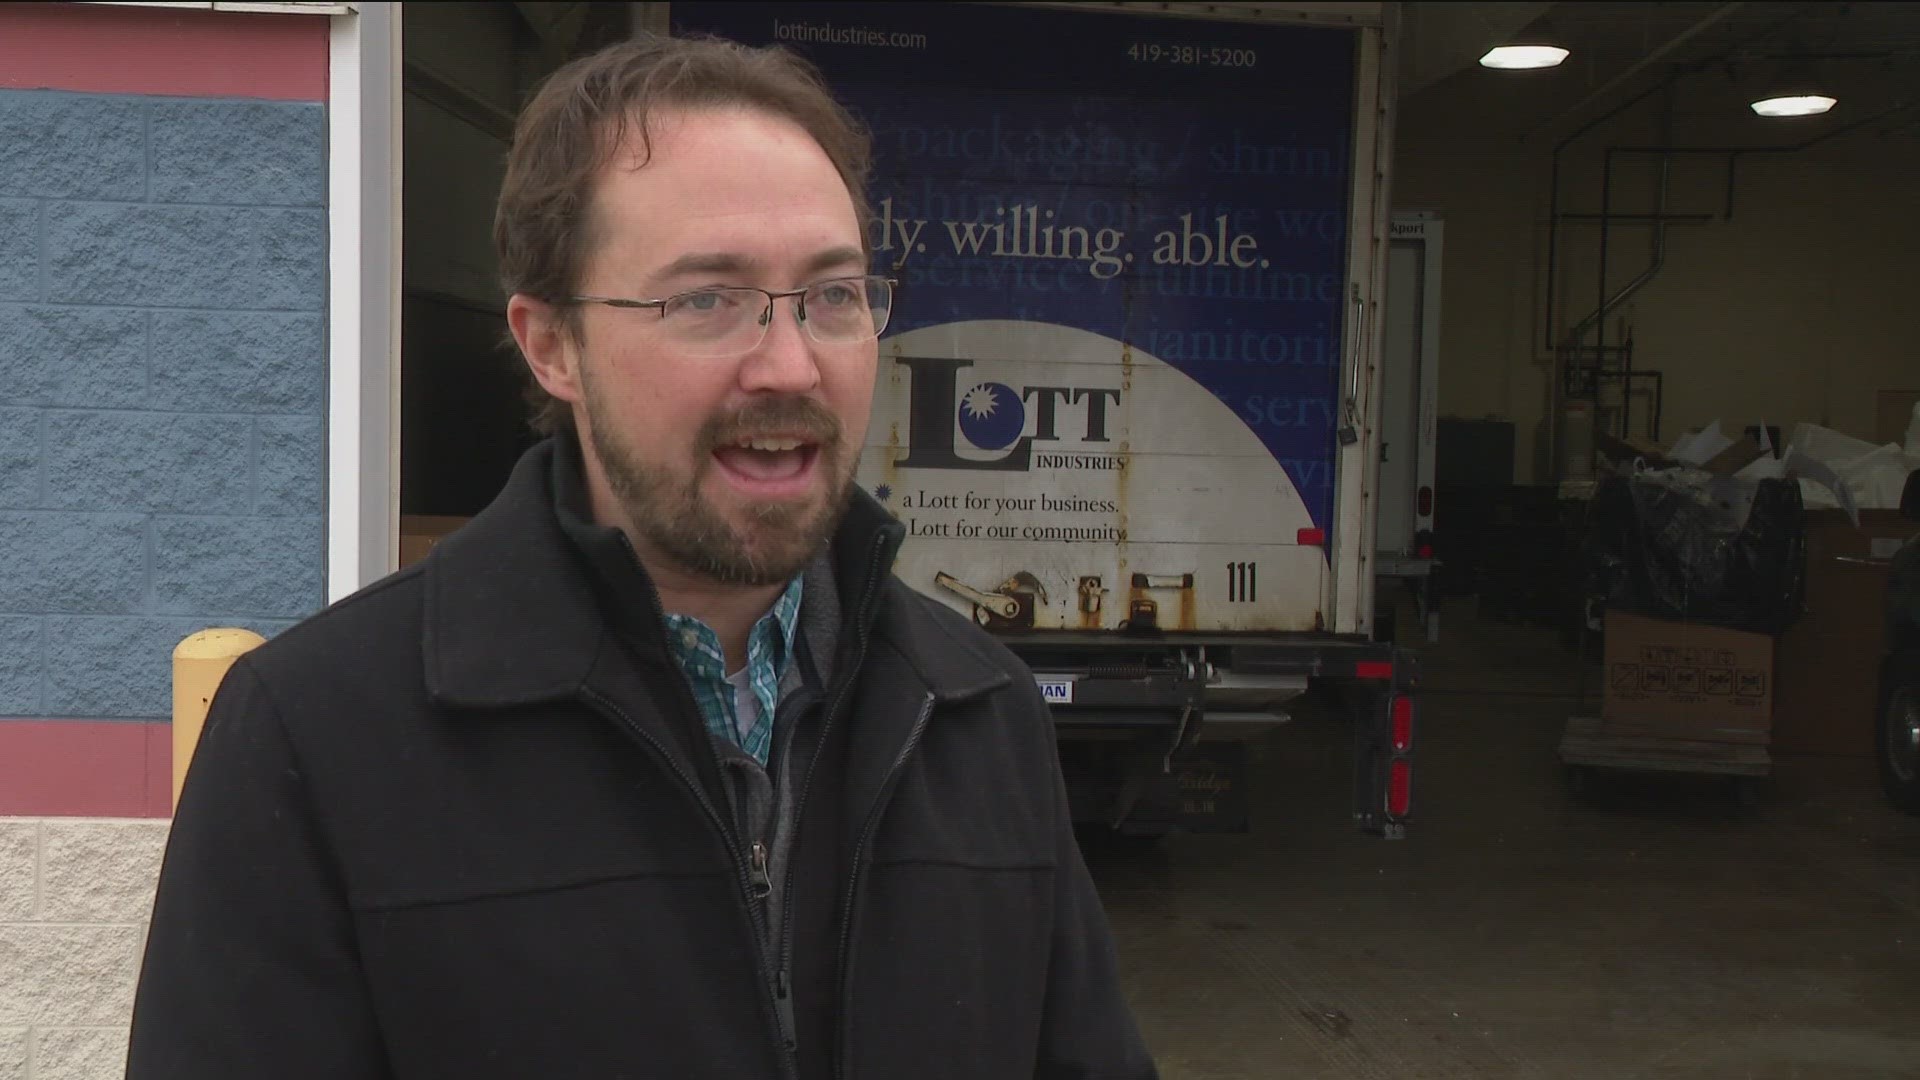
top-left (568, 274), bottom-right (896, 359)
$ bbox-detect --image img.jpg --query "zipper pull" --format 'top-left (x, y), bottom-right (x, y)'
top-left (775, 968), bottom-right (797, 1051)
top-left (749, 841), bottom-right (772, 899)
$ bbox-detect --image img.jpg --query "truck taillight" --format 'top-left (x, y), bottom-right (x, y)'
top-left (1417, 486), bottom-right (1433, 517)
top-left (1391, 695), bottom-right (1413, 751)
top-left (1297, 528), bottom-right (1326, 546)
top-left (1387, 760), bottom-right (1412, 817)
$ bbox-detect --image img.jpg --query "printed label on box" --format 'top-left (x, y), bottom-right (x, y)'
top-left (1603, 612), bottom-right (1773, 742)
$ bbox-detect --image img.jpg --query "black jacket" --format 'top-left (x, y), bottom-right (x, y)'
top-left (127, 438), bottom-right (1157, 1080)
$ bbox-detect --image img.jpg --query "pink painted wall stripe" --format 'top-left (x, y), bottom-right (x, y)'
top-left (0, 2), bottom-right (328, 102)
top-left (0, 720), bottom-right (172, 818)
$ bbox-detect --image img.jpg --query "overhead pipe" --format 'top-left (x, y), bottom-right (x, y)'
top-left (1543, 80), bottom-right (1671, 354)
top-left (1574, 79), bottom-right (1678, 361)
top-left (1540, 5), bottom-right (1815, 353)
top-left (1556, 95), bottom-right (1918, 472)
top-left (1569, 146), bottom-right (1671, 357)
top-left (1604, 97), bottom-right (1920, 218)
top-left (1553, 92), bottom-right (1675, 478)
top-left (1558, 212), bottom-right (1714, 223)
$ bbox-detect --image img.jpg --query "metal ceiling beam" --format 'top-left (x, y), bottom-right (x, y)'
top-left (515, 2), bottom-right (591, 61)
top-left (403, 58), bottom-right (516, 145)
top-left (1524, 1), bottom-right (1747, 142)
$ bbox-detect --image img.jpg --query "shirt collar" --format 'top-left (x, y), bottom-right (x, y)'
top-left (660, 574), bottom-right (804, 679)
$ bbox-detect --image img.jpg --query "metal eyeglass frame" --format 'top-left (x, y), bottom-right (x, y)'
top-left (565, 274), bottom-right (898, 354)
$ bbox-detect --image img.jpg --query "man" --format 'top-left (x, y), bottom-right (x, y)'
top-left (127, 33), bottom-right (1157, 1080)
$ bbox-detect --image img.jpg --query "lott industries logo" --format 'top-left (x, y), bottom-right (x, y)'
top-left (893, 356), bottom-right (1123, 472)
top-left (957, 382), bottom-right (1025, 451)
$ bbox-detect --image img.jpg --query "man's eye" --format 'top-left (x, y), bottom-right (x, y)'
top-left (816, 283), bottom-right (858, 307)
top-left (671, 290), bottom-right (745, 316)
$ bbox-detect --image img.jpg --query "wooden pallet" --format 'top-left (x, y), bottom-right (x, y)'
top-left (1558, 716), bottom-right (1771, 778)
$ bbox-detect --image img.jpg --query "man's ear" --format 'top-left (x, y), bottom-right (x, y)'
top-left (507, 294), bottom-right (585, 409)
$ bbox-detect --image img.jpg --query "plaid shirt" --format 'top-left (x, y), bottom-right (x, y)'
top-left (661, 576), bottom-right (804, 767)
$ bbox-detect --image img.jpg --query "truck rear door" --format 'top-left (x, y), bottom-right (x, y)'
top-left (667, 1), bottom-right (1394, 635)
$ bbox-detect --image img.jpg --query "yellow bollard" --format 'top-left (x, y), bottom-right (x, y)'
top-left (171, 628), bottom-right (266, 812)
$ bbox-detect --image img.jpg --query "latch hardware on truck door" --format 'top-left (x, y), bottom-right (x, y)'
top-left (933, 571), bottom-right (1047, 630)
top-left (1338, 283), bottom-right (1365, 446)
top-left (1124, 573), bottom-right (1195, 631)
top-left (1164, 646), bottom-right (1210, 774)
top-left (1078, 576), bottom-right (1108, 616)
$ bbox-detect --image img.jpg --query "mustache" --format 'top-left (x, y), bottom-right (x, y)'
top-left (698, 398), bottom-right (842, 451)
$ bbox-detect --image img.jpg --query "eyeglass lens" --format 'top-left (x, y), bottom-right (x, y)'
top-left (659, 276), bottom-right (892, 356)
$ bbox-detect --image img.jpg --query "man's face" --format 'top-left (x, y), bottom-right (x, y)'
top-left (570, 108), bottom-right (877, 587)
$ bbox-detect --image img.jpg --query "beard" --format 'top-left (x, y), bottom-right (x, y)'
top-left (582, 377), bottom-right (855, 589)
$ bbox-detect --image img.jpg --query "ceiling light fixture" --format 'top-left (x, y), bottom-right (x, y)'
top-left (1480, 45), bottom-right (1570, 70)
top-left (1749, 94), bottom-right (1837, 117)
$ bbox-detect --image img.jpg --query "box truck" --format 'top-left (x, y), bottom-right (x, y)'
top-left (665, 0), bottom-right (1418, 837)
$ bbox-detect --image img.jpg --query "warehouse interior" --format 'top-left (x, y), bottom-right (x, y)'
top-left (396, 2), bottom-right (1920, 1075)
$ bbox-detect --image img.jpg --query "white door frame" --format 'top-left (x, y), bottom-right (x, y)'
top-left (1377, 211), bottom-right (1443, 565)
top-left (1328, 11), bottom-right (1399, 637)
top-left (327, 1), bottom-right (403, 601)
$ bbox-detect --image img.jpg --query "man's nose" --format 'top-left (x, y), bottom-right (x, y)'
top-left (738, 296), bottom-right (822, 394)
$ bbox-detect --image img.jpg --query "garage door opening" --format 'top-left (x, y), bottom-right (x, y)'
top-left (398, 2), bottom-right (636, 548)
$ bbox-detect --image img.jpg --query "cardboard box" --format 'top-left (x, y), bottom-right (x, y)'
top-left (1697, 439), bottom-right (1770, 477)
top-left (1772, 509), bottom-right (1919, 757)
top-left (1602, 611), bottom-right (1774, 745)
top-left (1874, 388), bottom-right (1919, 447)
top-left (399, 515), bottom-right (470, 569)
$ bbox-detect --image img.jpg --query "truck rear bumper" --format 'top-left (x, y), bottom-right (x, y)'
top-left (1015, 637), bottom-right (1419, 837)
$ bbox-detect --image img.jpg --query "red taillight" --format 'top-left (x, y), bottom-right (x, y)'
top-left (1417, 486), bottom-right (1433, 517)
top-left (1417, 543), bottom-right (1435, 559)
top-left (1387, 760), bottom-right (1412, 817)
top-left (1391, 695), bottom-right (1414, 751)
top-left (1297, 528), bottom-right (1326, 546)
top-left (1355, 660), bottom-right (1393, 681)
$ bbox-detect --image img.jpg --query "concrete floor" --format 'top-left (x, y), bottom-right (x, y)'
top-left (1090, 599), bottom-right (1920, 1079)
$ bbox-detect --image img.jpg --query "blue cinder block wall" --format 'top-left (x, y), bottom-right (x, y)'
top-left (0, 90), bottom-right (328, 720)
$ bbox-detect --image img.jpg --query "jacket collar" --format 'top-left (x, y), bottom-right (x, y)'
top-left (421, 436), bottom-right (1005, 710)
top-left (548, 436), bottom-right (667, 659)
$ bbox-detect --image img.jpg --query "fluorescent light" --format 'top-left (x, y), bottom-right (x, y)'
top-left (1480, 45), bottom-right (1570, 70)
top-left (1750, 94), bottom-right (1837, 117)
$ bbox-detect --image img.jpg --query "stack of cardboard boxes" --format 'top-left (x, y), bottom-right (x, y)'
top-left (1598, 509), bottom-right (1914, 762)
top-left (1590, 416), bottom-right (1920, 761)
top-left (1772, 509), bottom-right (1916, 757)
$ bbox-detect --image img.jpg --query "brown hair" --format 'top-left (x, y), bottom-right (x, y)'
top-left (494, 33), bottom-right (874, 436)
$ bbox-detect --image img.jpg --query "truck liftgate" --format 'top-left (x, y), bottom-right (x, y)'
top-left (1018, 638), bottom-right (1419, 839)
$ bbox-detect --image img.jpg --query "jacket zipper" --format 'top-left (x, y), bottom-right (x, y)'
top-left (835, 690), bottom-right (937, 1080)
top-left (583, 687), bottom-right (797, 1080)
top-left (751, 840), bottom-right (791, 1044)
top-left (750, 841), bottom-right (772, 897)
top-left (605, 532), bottom-right (800, 1076)
top-left (775, 533), bottom-right (891, 1067)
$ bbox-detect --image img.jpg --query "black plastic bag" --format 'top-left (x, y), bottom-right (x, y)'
top-left (1582, 472), bottom-right (1806, 634)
